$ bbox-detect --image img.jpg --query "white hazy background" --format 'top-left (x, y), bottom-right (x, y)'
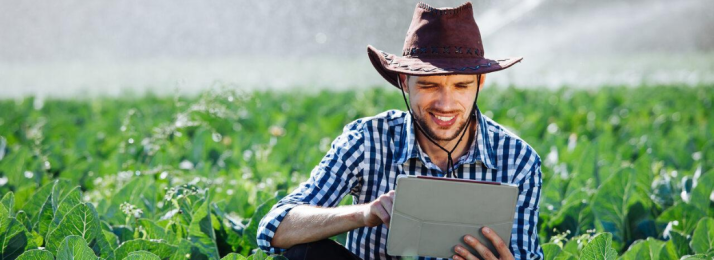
top-left (1, 0), bottom-right (713, 98)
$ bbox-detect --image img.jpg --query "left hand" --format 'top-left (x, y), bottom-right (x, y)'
top-left (452, 226), bottom-right (514, 260)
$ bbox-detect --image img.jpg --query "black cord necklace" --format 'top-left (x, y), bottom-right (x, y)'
top-left (398, 74), bottom-right (482, 178)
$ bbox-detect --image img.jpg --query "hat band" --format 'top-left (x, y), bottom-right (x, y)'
top-left (402, 46), bottom-right (483, 57)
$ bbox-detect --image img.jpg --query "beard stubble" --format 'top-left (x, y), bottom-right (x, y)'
top-left (413, 113), bottom-right (474, 142)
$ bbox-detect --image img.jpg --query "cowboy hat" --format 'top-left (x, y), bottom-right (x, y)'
top-left (367, 2), bottom-right (523, 89)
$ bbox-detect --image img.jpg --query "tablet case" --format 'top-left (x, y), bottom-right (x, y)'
top-left (386, 175), bottom-right (519, 258)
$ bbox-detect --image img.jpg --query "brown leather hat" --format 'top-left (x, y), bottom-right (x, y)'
top-left (367, 2), bottom-right (523, 89)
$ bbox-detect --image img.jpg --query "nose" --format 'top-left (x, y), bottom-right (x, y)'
top-left (433, 87), bottom-right (456, 112)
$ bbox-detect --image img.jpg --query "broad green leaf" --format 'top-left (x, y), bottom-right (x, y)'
top-left (169, 239), bottom-right (198, 260)
top-left (15, 249), bottom-right (54, 260)
top-left (562, 237), bottom-right (581, 257)
top-left (211, 201), bottom-right (244, 251)
top-left (0, 204), bottom-right (7, 220)
top-left (45, 203), bottom-right (114, 259)
top-left (188, 196), bottom-right (219, 259)
top-left (48, 186), bottom-right (82, 233)
top-left (104, 230), bottom-right (119, 250)
top-left (113, 239), bottom-right (177, 260)
top-left (541, 173), bottom-right (565, 215)
top-left (50, 179), bottom-right (75, 215)
top-left (627, 202), bottom-right (658, 243)
top-left (0, 147), bottom-right (32, 195)
top-left (564, 143), bottom-right (598, 197)
top-left (20, 181), bottom-right (53, 222)
top-left (543, 243), bottom-right (562, 260)
top-left (53, 186), bottom-right (82, 222)
top-left (226, 187), bottom-right (252, 220)
top-left (57, 235), bottom-right (97, 259)
top-left (138, 182), bottom-right (160, 220)
top-left (618, 237), bottom-right (666, 260)
top-left (138, 219), bottom-right (170, 243)
top-left (222, 253), bottom-right (248, 260)
top-left (669, 230), bottom-right (691, 257)
top-left (0, 221), bottom-right (27, 259)
top-left (124, 250), bottom-right (162, 260)
top-left (591, 168), bottom-right (651, 251)
top-left (102, 176), bottom-right (152, 224)
top-left (11, 209), bottom-right (44, 248)
top-left (554, 251), bottom-right (577, 260)
top-left (690, 217), bottom-right (714, 254)
top-left (0, 203), bottom-right (28, 260)
top-left (35, 195), bottom-right (54, 238)
top-left (690, 169), bottom-right (714, 214)
top-left (580, 233), bottom-right (617, 260)
top-left (659, 240), bottom-right (679, 260)
top-left (680, 254), bottom-right (710, 260)
top-left (100, 220), bottom-right (113, 232)
top-left (656, 203), bottom-right (706, 235)
top-left (113, 225), bottom-right (135, 243)
top-left (546, 189), bottom-right (592, 236)
top-left (35, 180), bottom-right (75, 238)
top-left (1, 192), bottom-right (14, 217)
top-left (247, 249), bottom-right (269, 260)
top-left (14, 211), bottom-right (32, 237)
top-left (14, 209), bottom-right (41, 249)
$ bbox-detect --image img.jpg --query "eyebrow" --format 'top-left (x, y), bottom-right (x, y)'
top-left (455, 80), bottom-right (475, 85)
top-left (415, 80), bottom-right (475, 86)
top-left (416, 80), bottom-right (437, 85)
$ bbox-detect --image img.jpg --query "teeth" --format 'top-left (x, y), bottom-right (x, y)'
top-left (435, 115), bottom-right (455, 121)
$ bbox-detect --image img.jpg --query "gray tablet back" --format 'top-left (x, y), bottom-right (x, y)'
top-left (386, 176), bottom-right (519, 258)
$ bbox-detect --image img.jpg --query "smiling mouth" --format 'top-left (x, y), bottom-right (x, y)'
top-left (430, 112), bottom-right (457, 127)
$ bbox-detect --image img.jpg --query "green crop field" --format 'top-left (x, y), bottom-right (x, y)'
top-left (0, 85), bottom-right (713, 259)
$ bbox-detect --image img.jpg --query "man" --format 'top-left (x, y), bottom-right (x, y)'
top-left (258, 2), bottom-right (543, 260)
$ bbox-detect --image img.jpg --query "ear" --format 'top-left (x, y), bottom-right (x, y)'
top-left (477, 74), bottom-right (486, 90)
top-left (398, 74), bottom-right (409, 92)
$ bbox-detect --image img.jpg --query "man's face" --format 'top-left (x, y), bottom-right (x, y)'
top-left (400, 74), bottom-right (484, 142)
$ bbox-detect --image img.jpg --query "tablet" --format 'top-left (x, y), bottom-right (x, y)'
top-left (386, 175), bottom-right (519, 258)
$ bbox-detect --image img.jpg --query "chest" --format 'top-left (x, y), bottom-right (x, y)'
top-left (353, 158), bottom-right (508, 203)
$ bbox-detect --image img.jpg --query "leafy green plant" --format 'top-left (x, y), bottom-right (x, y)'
top-left (0, 85), bottom-right (712, 258)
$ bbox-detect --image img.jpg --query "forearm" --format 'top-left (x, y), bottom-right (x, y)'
top-left (270, 204), bottom-right (366, 249)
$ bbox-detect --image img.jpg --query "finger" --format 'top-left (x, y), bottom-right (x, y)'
top-left (383, 190), bottom-right (395, 200)
top-left (452, 254), bottom-right (469, 260)
top-left (481, 227), bottom-right (511, 259)
top-left (373, 203), bottom-right (391, 227)
top-left (454, 245), bottom-right (479, 260)
top-left (379, 196), bottom-right (393, 215)
top-left (464, 235), bottom-right (497, 260)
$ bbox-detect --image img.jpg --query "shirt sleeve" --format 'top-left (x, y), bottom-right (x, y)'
top-left (256, 121), bottom-right (365, 254)
top-left (510, 155), bottom-right (544, 259)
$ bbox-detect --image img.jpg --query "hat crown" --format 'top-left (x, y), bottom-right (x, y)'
top-left (402, 2), bottom-right (484, 58)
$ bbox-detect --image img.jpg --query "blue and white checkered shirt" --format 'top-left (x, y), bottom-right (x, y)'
top-left (257, 107), bottom-right (543, 260)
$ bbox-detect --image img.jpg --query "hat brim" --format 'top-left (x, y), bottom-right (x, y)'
top-left (367, 45), bottom-right (523, 89)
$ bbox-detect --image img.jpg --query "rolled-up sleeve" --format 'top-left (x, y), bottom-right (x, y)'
top-left (511, 156), bottom-right (544, 259)
top-left (256, 121), bottom-right (365, 253)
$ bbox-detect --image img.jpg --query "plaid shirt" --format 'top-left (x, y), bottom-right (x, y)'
top-left (257, 107), bottom-right (543, 260)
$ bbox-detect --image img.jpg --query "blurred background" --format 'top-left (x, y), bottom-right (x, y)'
top-left (1, 2), bottom-right (713, 258)
top-left (1, 0), bottom-right (713, 98)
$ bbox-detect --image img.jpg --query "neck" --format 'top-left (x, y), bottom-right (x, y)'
top-left (414, 116), bottom-right (478, 172)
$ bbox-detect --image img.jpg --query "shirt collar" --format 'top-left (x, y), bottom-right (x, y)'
top-left (394, 106), bottom-right (497, 170)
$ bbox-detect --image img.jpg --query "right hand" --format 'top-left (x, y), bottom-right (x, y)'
top-left (362, 190), bottom-right (395, 228)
